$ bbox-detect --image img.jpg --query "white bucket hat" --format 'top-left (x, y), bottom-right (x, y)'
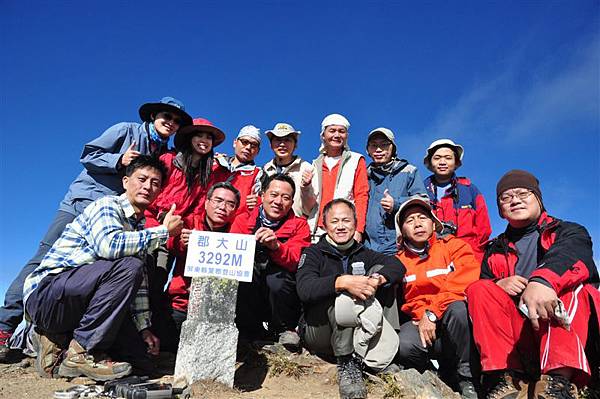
top-left (335, 293), bottom-right (399, 371)
top-left (265, 122), bottom-right (301, 140)
top-left (423, 138), bottom-right (464, 171)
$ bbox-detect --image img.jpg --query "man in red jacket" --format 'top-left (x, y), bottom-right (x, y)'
top-left (466, 170), bottom-right (599, 399)
top-left (230, 173), bottom-right (311, 351)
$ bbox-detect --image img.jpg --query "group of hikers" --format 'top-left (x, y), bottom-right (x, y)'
top-left (0, 96), bottom-right (597, 399)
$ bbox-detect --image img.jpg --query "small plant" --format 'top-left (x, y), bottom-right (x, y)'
top-left (267, 353), bottom-right (309, 380)
top-left (380, 372), bottom-right (403, 398)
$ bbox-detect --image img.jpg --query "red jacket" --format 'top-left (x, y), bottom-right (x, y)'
top-left (424, 175), bottom-right (491, 260)
top-left (230, 207), bottom-right (311, 273)
top-left (145, 152), bottom-right (231, 229)
top-left (167, 213), bottom-right (231, 312)
top-left (396, 235), bottom-right (480, 320)
top-left (481, 212), bottom-right (599, 295)
top-left (216, 156), bottom-right (262, 216)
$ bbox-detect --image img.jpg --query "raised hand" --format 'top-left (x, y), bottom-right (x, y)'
top-left (380, 189), bottom-right (394, 213)
top-left (120, 142), bottom-right (141, 167)
top-left (162, 204), bottom-right (183, 237)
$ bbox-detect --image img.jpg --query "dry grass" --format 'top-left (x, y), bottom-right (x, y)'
top-left (266, 352), bottom-right (310, 380)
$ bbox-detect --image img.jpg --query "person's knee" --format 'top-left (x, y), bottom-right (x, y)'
top-left (465, 279), bottom-right (496, 301)
top-left (445, 301), bottom-right (469, 322)
top-left (397, 335), bottom-right (426, 362)
top-left (116, 257), bottom-right (146, 279)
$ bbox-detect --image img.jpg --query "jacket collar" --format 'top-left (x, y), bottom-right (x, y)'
top-left (316, 234), bottom-right (364, 258)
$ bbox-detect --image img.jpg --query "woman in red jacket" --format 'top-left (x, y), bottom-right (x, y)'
top-left (144, 118), bottom-right (231, 340)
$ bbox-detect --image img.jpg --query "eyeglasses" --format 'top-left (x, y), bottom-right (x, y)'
top-left (158, 112), bottom-right (182, 125)
top-left (209, 197), bottom-right (237, 210)
top-left (499, 190), bottom-right (533, 204)
top-left (238, 138), bottom-right (259, 150)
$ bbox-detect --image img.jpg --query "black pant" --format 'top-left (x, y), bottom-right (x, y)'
top-left (397, 301), bottom-right (474, 379)
top-left (26, 257), bottom-right (146, 355)
top-left (235, 264), bottom-right (301, 335)
top-left (301, 298), bottom-right (354, 358)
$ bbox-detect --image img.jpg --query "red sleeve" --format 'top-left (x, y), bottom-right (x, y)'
top-left (352, 157), bottom-right (369, 233)
top-left (270, 218), bottom-right (311, 273)
top-left (145, 152), bottom-right (175, 228)
top-left (474, 192), bottom-right (492, 250)
top-left (229, 210), bottom-right (253, 234)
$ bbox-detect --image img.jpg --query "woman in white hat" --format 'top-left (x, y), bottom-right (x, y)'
top-left (422, 139), bottom-right (492, 260)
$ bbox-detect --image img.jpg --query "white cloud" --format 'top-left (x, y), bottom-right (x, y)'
top-left (421, 34), bottom-right (599, 142)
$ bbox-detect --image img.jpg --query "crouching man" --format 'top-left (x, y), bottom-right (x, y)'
top-left (394, 196), bottom-right (480, 399)
top-left (297, 199), bottom-right (406, 399)
top-left (466, 170), bottom-right (600, 398)
top-left (231, 173), bottom-right (311, 350)
top-left (23, 155), bottom-right (183, 381)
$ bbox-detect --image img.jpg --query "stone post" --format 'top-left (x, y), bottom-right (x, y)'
top-left (174, 276), bottom-right (239, 387)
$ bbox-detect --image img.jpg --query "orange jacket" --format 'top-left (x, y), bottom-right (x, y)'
top-left (396, 235), bottom-right (480, 321)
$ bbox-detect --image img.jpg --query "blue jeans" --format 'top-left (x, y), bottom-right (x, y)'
top-left (0, 210), bottom-right (76, 332)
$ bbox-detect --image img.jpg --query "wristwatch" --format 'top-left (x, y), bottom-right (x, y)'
top-left (425, 310), bottom-right (438, 323)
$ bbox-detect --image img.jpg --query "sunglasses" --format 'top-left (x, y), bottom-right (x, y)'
top-left (157, 112), bottom-right (182, 125)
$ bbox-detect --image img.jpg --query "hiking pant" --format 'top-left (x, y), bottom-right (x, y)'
top-left (397, 300), bottom-right (474, 379)
top-left (0, 210), bottom-right (76, 333)
top-left (25, 257), bottom-right (146, 353)
top-left (235, 264), bottom-right (301, 334)
top-left (301, 298), bottom-right (354, 358)
top-left (466, 279), bottom-right (593, 385)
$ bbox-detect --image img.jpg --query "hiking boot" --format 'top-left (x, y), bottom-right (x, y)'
top-left (532, 374), bottom-right (577, 399)
top-left (337, 354), bottom-right (367, 399)
top-left (31, 330), bottom-right (64, 378)
top-left (58, 339), bottom-right (132, 382)
top-left (458, 378), bottom-right (478, 399)
top-left (0, 329), bottom-right (11, 363)
top-left (278, 330), bottom-right (301, 352)
top-left (487, 372), bottom-right (528, 399)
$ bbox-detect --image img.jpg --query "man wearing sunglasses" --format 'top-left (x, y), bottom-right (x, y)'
top-left (466, 170), bottom-right (599, 398)
top-left (157, 182), bottom-right (241, 351)
top-left (216, 125), bottom-right (263, 216)
top-left (0, 97), bottom-right (192, 361)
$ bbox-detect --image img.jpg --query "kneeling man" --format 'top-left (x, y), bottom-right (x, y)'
top-left (297, 199), bottom-right (405, 399)
top-left (24, 155), bottom-right (183, 381)
top-left (466, 170), bottom-right (599, 398)
top-left (394, 196), bottom-right (480, 399)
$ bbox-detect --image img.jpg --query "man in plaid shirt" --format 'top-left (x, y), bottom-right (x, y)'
top-left (24, 155), bottom-right (183, 381)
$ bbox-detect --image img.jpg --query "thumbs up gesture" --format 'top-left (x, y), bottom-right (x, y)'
top-left (301, 168), bottom-right (314, 188)
top-left (162, 204), bottom-right (183, 237)
top-left (380, 189), bottom-right (394, 213)
top-left (120, 141), bottom-right (141, 167)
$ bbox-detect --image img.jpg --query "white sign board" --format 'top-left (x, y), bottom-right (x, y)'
top-left (184, 231), bottom-right (256, 282)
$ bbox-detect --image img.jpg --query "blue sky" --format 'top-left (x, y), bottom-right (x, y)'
top-left (1, 1), bottom-right (598, 294)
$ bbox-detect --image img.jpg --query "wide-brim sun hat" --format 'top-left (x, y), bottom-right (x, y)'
top-left (174, 118), bottom-right (226, 151)
top-left (138, 96), bottom-right (193, 127)
top-left (265, 122), bottom-right (301, 140)
top-left (394, 195), bottom-right (443, 239)
top-left (423, 138), bottom-right (464, 171)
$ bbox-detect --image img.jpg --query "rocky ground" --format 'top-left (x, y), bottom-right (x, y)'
top-left (1, 349), bottom-right (597, 398)
top-left (0, 347), bottom-right (462, 399)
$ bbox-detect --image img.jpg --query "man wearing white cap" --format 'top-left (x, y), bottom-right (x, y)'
top-left (394, 196), bottom-right (479, 398)
top-left (365, 127), bottom-right (427, 255)
top-left (307, 114), bottom-right (369, 243)
top-left (422, 139), bottom-right (491, 261)
top-left (216, 125), bottom-right (263, 215)
top-left (262, 122), bottom-right (318, 218)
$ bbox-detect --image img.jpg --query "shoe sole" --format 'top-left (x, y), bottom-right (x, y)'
top-left (57, 362), bottom-right (132, 382)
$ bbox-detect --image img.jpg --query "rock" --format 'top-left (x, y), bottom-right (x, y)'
top-left (174, 277), bottom-right (239, 388)
top-left (383, 368), bottom-right (460, 399)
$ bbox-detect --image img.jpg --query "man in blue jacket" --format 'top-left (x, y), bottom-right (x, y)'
top-left (364, 127), bottom-right (427, 255)
top-left (0, 97), bottom-right (192, 361)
